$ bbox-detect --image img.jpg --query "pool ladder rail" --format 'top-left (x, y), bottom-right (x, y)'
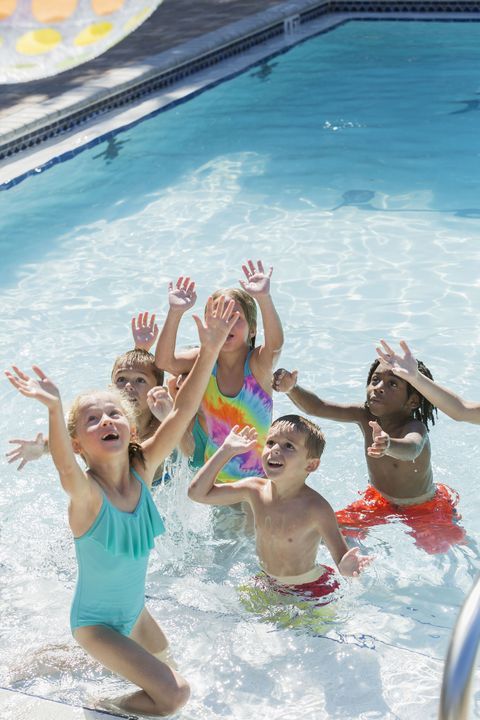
top-left (439, 574), bottom-right (480, 719)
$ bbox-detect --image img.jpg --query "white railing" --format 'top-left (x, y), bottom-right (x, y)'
top-left (439, 575), bottom-right (480, 719)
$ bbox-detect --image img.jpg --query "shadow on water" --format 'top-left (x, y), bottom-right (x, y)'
top-left (332, 189), bottom-right (480, 219)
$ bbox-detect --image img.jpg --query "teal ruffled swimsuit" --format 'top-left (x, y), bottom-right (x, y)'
top-left (70, 468), bottom-right (164, 636)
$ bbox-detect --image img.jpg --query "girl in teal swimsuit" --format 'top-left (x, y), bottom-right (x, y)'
top-left (6, 296), bottom-right (239, 717)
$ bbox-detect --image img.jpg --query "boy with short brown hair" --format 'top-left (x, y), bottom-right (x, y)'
top-left (188, 415), bottom-right (370, 599)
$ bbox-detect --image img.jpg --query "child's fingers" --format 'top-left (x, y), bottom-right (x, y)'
top-left (31, 365), bottom-right (47, 380)
top-left (11, 365), bottom-right (29, 381)
top-left (257, 260), bottom-right (264, 274)
top-left (380, 339), bottom-right (395, 356)
top-left (399, 340), bottom-right (412, 355)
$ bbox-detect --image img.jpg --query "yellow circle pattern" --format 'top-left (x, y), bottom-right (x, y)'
top-left (74, 22), bottom-right (113, 47)
top-left (16, 28), bottom-right (62, 55)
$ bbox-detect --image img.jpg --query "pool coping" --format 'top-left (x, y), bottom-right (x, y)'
top-left (1, 0), bottom-right (480, 182)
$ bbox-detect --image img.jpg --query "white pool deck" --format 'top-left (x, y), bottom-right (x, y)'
top-left (1, 0), bottom-right (478, 717)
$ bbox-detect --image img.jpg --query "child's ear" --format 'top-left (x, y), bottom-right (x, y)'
top-left (130, 425), bottom-right (139, 443)
top-left (407, 392), bottom-right (421, 411)
top-left (71, 437), bottom-right (82, 454)
top-left (306, 458), bottom-right (320, 473)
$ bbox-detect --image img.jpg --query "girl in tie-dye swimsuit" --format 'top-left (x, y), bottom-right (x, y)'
top-left (155, 260), bottom-right (284, 482)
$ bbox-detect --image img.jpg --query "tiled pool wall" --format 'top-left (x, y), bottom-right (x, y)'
top-left (1, 0), bottom-right (480, 165)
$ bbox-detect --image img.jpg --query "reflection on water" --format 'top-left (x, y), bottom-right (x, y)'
top-left (1, 19), bottom-right (480, 720)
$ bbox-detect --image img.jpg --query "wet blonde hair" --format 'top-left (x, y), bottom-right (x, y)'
top-left (211, 288), bottom-right (257, 349)
top-left (67, 388), bottom-right (145, 467)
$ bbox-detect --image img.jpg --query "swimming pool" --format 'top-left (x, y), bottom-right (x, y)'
top-left (1, 18), bottom-right (480, 719)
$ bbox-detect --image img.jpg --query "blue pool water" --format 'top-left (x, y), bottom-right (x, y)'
top-left (1, 19), bottom-right (480, 719)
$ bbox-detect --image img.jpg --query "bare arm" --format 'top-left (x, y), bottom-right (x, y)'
top-left (367, 419), bottom-right (427, 461)
top-left (5, 366), bottom-right (88, 498)
top-left (155, 277), bottom-right (199, 375)
top-left (188, 426), bottom-right (258, 505)
top-left (317, 498), bottom-right (371, 577)
top-left (239, 260), bottom-right (284, 374)
top-left (273, 369), bottom-right (365, 423)
top-left (378, 339), bottom-right (480, 424)
top-left (141, 297), bottom-right (240, 482)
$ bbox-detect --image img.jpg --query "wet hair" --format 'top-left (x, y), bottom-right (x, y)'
top-left (211, 288), bottom-right (257, 349)
top-left (111, 348), bottom-right (164, 387)
top-left (67, 388), bottom-right (145, 467)
top-left (270, 414), bottom-right (326, 459)
top-left (366, 359), bottom-right (437, 430)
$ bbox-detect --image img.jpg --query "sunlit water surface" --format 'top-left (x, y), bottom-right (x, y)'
top-left (1, 19), bottom-right (480, 720)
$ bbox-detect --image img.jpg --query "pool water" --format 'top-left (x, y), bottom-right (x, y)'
top-left (1, 19), bottom-right (480, 719)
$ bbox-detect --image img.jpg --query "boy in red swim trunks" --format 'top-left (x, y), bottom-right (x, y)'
top-left (188, 415), bottom-right (371, 603)
top-left (273, 359), bottom-right (465, 555)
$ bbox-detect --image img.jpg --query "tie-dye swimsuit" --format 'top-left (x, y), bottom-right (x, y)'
top-left (200, 351), bottom-right (273, 482)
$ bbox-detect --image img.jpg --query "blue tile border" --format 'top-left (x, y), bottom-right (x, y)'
top-left (1, 1), bottom-right (480, 190)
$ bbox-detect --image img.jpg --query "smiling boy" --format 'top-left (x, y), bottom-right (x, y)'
top-left (188, 415), bottom-right (370, 599)
top-left (273, 360), bottom-right (465, 554)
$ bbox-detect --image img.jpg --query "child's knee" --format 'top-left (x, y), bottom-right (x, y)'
top-left (159, 677), bottom-right (190, 714)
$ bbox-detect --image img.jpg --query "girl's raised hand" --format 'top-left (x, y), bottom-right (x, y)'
top-left (222, 425), bottom-right (258, 455)
top-left (168, 276), bottom-right (197, 312)
top-left (376, 339), bottom-right (418, 380)
top-left (131, 311), bottom-right (158, 352)
top-left (239, 259), bottom-right (273, 297)
top-left (5, 366), bottom-right (61, 408)
top-left (147, 386), bottom-right (173, 421)
top-left (6, 432), bottom-right (46, 470)
top-left (193, 295), bottom-right (239, 351)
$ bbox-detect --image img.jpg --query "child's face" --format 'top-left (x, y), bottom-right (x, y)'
top-left (366, 362), bottom-right (416, 417)
top-left (261, 425), bottom-right (319, 480)
top-left (72, 392), bottom-right (131, 458)
top-left (113, 365), bottom-right (158, 412)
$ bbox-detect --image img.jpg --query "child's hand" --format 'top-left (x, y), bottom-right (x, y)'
top-left (131, 311), bottom-right (158, 352)
top-left (147, 386), bottom-right (173, 421)
top-left (222, 425), bottom-right (258, 455)
top-left (367, 420), bottom-right (391, 457)
top-left (168, 277), bottom-right (197, 313)
top-left (376, 339), bottom-right (418, 380)
top-left (193, 296), bottom-right (239, 351)
top-left (239, 259), bottom-right (273, 297)
top-left (5, 366), bottom-right (61, 409)
top-left (338, 547), bottom-right (372, 577)
top-left (272, 368), bottom-right (298, 393)
top-left (6, 432), bottom-right (46, 470)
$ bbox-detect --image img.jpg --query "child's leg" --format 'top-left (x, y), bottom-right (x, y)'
top-left (74, 621), bottom-right (189, 717)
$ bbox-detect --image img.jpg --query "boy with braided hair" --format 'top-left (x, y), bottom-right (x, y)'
top-left (273, 355), bottom-right (465, 554)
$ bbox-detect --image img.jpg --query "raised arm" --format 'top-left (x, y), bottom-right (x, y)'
top-left (240, 260), bottom-right (283, 374)
top-left (188, 426), bottom-right (258, 505)
top-left (273, 369), bottom-right (365, 423)
top-left (154, 277), bottom-right (199, 375)
top-left (141, 296), bottom-right (240, 481)
top-left (367, 419), bottom-right (427, 461)
top-left (377, 339), bottom-right (480, 424)
top-left (5, 366), bottom-right (87, 497)
top-left (131, 311), bottom-right (158, 352)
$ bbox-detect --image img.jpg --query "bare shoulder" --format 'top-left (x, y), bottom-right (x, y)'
top-left (245, 348), bottom-right (273, 395)
top-left (399, 417), bottom-right (428, 437)
top-left (304, 486), bottom-right (334, 517)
